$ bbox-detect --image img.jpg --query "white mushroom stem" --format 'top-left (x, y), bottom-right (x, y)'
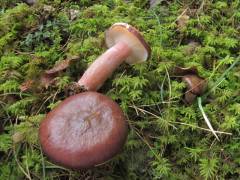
top-left (78, 41), bottom-right (131, 91)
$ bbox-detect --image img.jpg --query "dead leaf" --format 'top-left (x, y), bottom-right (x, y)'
top-left (45, 56), bottom-right (79, 75)
top-left (40, 73), bottom-right (56, 89)
top-left (40, 56), bottom-right (79, 89)
top-left (19, 57), bottom-right (79, 90)
top-left (20, 80), bottom-right (34, 92)
top-left (45, 60), bottom-right (72, 75)
top-left (174, 66), bottom-right (198, 76)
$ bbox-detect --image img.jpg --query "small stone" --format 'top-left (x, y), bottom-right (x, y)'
top-left (69, 9), bottom-right (80, 20)
top-left (12, 132), bottom-right (25, 144)
top-left (43, 5), bottom-right (55, 12)
top-left (23, 0), bottom-right (37, 5)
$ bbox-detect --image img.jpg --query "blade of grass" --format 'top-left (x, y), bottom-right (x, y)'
top-left (198, 97), bottom-right (220, 141)
top-left (160, 74), bottom-right (166, 102)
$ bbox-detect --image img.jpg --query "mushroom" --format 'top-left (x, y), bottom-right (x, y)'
top-left (39, 92), bottom-right (128, 169)
top-left (78, 22), bottom-right (151, 91)
top-left (38, 22), bottom-right (151, 169)
top-left (174, 67), bottom-right (207, 104)
top-left (182, 74), bottom-right (206, 104)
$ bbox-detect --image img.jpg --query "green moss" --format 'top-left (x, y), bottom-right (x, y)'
top-left (0, 0), bottom-right (240, 179)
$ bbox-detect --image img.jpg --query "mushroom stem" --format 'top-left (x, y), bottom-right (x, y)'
top-left (78, 41), bottom-right (131, 91)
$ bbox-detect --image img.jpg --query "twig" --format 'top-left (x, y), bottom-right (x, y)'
top-left (165, 66), bottom-right (172, 102)
top-left (129, 105), bottom-right (232, 136)
top-left (160, 74), bottom-right (166, 102)
top-left (0, 92), bottom-right (31, 96)
top-left (172, 121), bottom-right (232, 135)
top-left (39, 145), bottom-right (46, 180)
top-left (13, 145), bottom-right (32, 180)
top-left (197, 0), bottom-right (205, 14)
top-left (175, 8), bottom-right (189, 22)
top-left (130, 105), bottom-right (177, 129)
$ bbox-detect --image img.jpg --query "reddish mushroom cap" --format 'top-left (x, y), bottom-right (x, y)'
top-left (39, 92), bottom-right (128, 169)
top-left (182, 75), bottom-right (206, 95)
top-left (105, 22), bottom-right (151, 64)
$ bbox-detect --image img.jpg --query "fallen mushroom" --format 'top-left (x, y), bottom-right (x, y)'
top-left (78, 22), bottom-right (151, 91)
top-left (39, 23), bottom-right (151, 169)
top-left (182, 75), bottom-right (206, 95)
top-left (182, 74), bottom-right (206, 104)
top-left (174, 67), bottom-right (207, 104)
top-left (39, 92), bottom-right (127, 169)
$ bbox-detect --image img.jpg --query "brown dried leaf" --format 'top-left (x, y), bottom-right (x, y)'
top-left (45, 60), bottom-right (71, 75)
top-left (40, 73), bottom-right (56, 89)
top-left (174, 66), bottom-right (198, 76)
top-left (45, 56), bottom-right (79, 75)
top-left (20, 80), bottom-right (34, 92)
top-left (40, 56), bottom-right (79, 88)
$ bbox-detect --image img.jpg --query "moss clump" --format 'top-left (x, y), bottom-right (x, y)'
top-left (0, 0), bottom-right (240, 179)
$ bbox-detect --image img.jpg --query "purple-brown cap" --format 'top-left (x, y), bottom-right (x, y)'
top-left (39, 92), bottom-right (128, 169)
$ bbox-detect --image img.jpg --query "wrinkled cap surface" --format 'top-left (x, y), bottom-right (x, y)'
top-left (105, 22), bottom-right (151, 64)
top-left (39, 92), bottom-right (128, 169)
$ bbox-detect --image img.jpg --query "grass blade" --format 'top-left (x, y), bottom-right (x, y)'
top-left (198, 97), bottom-right (220, 141)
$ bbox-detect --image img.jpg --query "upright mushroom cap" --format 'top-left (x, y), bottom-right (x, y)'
top-left (105, 23), bottom-right (151, 64)
top-left (39, 92), bottom-right (128, 169)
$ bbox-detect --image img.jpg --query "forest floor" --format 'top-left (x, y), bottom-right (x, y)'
top-left (0, 0), bottom-right (240, 179)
